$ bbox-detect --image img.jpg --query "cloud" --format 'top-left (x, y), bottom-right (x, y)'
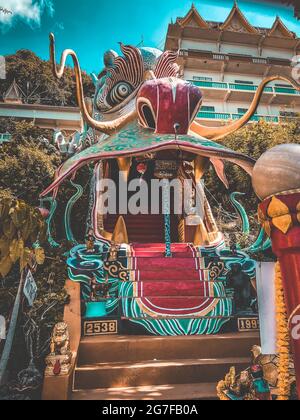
top-left (0, 0), bottom-right (54, 28)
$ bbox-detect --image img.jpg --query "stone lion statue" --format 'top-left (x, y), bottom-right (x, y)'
top-left (50, 322), bottom-right (70, 356)
top-left (45, 323), bottom-right (72, 377)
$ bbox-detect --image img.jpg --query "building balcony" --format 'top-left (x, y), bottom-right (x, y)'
top-left (180, 49), bottom-right (293, 76)
top-left (189, 80), bottom-right (300, 105)
top-left (197, 111), bottom-right (295, 125)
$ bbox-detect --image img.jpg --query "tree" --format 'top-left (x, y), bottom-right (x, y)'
top-left (0, 120), bottom-right (61, 206)
top-left (0, 50), bottom-right (94, 106)
top-left (205, 120), bottom-right (300, 214)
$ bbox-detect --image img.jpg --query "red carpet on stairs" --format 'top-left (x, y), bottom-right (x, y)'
top-left (130, 244), bottom-right (220, 318)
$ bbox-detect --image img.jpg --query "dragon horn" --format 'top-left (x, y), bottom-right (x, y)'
top-left (190, 74), bottom-right (300, 141)
top-left (49, 33), bottom-right (136, 135)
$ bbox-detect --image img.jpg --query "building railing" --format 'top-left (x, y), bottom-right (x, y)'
top-left (0, 133), bottom-right (12, 144)
top-left (190, 80), bottom-right (300, 96)
top-left (197, 111), bottom-right (281, 123)
top-left (180, 49), bottom-right (292, 67)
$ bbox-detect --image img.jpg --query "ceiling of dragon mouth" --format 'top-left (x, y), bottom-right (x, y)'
top-left (41, 121), bottom-right (255, 197)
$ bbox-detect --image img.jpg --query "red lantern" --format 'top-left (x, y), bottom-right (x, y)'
top-left (38, 207), bottom-right (50, 219)
top-left (136, 162), bottom-right (147, 176)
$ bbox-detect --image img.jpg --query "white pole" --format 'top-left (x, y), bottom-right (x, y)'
top-left (0, 271), bottom-right (25, 386)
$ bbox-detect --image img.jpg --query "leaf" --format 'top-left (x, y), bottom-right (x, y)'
top-left (21, 217), bottom-right (33, 242)
top-left (0, 255), bottom-right (13, 278)
top-left (0, 201), bottom-right (11, 220)
top-left (9, 238), bottom-right (24, 263)
top-left (20, 247), bottom-right (32, 272)
top-left (3, 219), bottom-right (16, 240)
top-left (0, 237), bottom-right (10, 259)
top-left (34, 247), bottom-right (45, 265)
top-left (10, 201), bottom-right (28, 229)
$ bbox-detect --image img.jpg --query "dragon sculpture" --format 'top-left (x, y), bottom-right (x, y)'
top-left (40, 34), bottom-right (300, 336)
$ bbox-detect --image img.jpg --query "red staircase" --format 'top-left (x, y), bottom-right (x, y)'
top-left (104, 214), bottom-right (166, 243)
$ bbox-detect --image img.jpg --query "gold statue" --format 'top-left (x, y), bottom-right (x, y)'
top-left (45, 323), bottom-right (72, 377)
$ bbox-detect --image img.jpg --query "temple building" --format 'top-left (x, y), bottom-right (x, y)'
top-left (165, 3), bottom-right (300, 126)
top-left (0, 80), bottom-right (82, 134)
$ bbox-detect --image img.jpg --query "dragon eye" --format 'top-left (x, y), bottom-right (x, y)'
top-left (107, 82), bottom-right (134, 106)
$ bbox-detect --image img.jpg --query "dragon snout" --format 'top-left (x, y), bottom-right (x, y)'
top-left (137, 77), bottom-right (202, 135)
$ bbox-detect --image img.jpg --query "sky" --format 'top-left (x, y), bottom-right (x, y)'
top-left (1, 0), bottom-right (300, 75)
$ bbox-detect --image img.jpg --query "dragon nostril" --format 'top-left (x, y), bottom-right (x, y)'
top-left (141, 104), bottom-right (156, 130)
top-left (174, 123), bottom-right (181, 133)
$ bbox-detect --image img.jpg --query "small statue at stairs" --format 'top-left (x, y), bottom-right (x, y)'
top-left (85, 229), bottom-right (96, 253)
top-left (226, 263), bottom-right (252, 314)
top-left (45, 323), bottom-right (72, 377)
top-left (250, 365), bottom-right (272, 401)
top-left (90, 276), bottom-right (110, 301)
top-left (108, 241), bottom-right (119, 262)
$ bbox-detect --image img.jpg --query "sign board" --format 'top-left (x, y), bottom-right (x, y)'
top-left (238, 317), bottom-right (260, 332)
top-left (83, 320), bottom-right (118, 337)
top-left (0, 315), bottom-right (6, 340)
top-left (23, 270), bottom-right (38, 307)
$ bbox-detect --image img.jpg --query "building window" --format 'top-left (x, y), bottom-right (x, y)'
top-left (234, 80), bottom-right (254, 85)
top-left (201, 106), bottom-right (215, 112)
top-left (238, 108), bottom-right (257, 115)
top-left (279, 111), bottom-right (299, 117)
top-left (275, 84), bottom-right (292, 88)
top-left (193, 76), bottom-right (213, 82)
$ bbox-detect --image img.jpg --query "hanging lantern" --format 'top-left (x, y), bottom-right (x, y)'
top-left (136, 162), bottom-right (147, 176)
top-left (38, 207), bottom-right (50, 219)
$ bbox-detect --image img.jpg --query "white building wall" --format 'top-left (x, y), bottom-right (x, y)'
top-left (220, 43), bottom-right (258, 56)
top-left (181, 39), bottom-right (218, 52)
top-left (181, 39), bottom-right (294, 61)
top-left (181, 36), bottom-right (300, 121)
top-left (261, 47), bottom-right (294, 60)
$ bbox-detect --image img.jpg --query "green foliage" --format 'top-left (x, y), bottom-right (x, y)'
top-left (205, 120), bottom-right (300, 213)
top-left (0, 247), bottom-right (70, 380)
top-left (0, 120), bottom-right (61, 206)
top-left (205, 120), bottom-right (300, 259)
top-left (0, 50), bottom-right (94, 106)
top-left (0, 195), bottom-right (46, 277)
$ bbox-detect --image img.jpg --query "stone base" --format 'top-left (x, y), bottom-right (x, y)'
top-left (45, 352), bottom-right (73, 377)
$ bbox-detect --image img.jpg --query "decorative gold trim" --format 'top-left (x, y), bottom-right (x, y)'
top-left (135, 296), bottom-right (220, 319)
top-left (112, 216), bottom-right (129, 244)
top-left (178, 4), bottom-right (209, 29)
top-left (265, 188), bottom-right (300, 200)
top-left (117, 158), bottom-right (132, 182)
top-left (267, 197), bottom-right (289, 219)
top-left (193, 220), bottom-right (209, 246)
top-left (269, 16), bottom-right (294, 39)
top-left (272, 215), bottom-right (293, 234)
top-left (275, 262), bottom-right (291, 401)
top-left (220, 3), bottom-right (259, 34)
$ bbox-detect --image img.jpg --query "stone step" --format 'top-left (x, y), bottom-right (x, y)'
top-left (126, 268), bottom-right (208, 279)
top-left (129, 257), bottom-right (203, 270)
top-left (78, 333), bottom-right (258, 366)
top-left (74, 357), bottom-right (250, 389)
top-left (128, 251), bottom-right (201, 258)
top-left (72, 382), bottom-right (218, 401)
top-left (118, 281), bottom-right (227, 297)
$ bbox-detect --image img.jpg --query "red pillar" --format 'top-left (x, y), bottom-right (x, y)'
top-left (259, 193), bottom-right (300, 396)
